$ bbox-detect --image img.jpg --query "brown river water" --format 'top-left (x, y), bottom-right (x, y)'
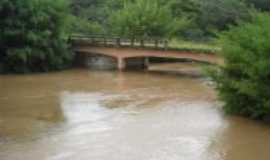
top-left (0, 63), bottom-right (270, 160)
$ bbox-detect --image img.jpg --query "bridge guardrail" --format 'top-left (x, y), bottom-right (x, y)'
top-left (69, 34), bottom-right (169, 50)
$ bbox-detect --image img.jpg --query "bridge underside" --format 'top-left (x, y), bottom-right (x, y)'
top-left (75, 47), bottom-right (222, 70)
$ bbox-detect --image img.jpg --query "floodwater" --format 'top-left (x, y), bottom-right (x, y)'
top-left (0, 63), bottom-right (270, 160)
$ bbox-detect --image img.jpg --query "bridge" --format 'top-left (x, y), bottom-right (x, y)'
top-left (71, 35), bottom-right (223, 70)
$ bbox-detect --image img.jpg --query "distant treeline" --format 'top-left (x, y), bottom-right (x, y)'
top-left (70, 0), bottom-right (270, 40)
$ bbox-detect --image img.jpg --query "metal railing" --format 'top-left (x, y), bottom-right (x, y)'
top-left (70, 34), bottom-right (169, 49)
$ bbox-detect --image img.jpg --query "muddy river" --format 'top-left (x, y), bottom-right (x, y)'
top-left (0, 63), bottom-right (270, 160)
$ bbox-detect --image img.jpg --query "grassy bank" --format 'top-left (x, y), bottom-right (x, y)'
top-left (168, 39), bottom-right (221, 54)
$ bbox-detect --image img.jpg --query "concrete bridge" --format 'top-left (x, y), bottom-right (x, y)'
top-left (71, 35), bottom-right (223, 70)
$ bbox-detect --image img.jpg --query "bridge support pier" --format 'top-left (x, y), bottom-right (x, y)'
top-left (117, 58), bottom-right (126, 71)
top-left (144, 58), bottom-right (150, 69)
top-left (117, 57), bottom-right (149, 71)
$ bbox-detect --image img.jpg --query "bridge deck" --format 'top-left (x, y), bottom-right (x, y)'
top-left (75, 47), bottom-right (223, 65)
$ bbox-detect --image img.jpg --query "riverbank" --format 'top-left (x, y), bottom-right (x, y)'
top-left (168, 39), bottom-right (220, 54)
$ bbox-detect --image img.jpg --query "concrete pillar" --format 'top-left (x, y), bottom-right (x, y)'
top-left (144, 57), bottom-right (150, 69)
top-left (116, 38), bottom-right (121, 47)
top-left (117, 58), bottom-right (126, 71)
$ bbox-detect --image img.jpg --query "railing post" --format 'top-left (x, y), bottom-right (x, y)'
top-left (155, 39), bottom-right (158, 48)
top-left (116, 37), bottom-right (121, 47)
top-left (103, 37), bottom-right (107, 46)
top-left (140, 39), bottom-right (144, 47)
top-left (131, 38), bottom-right (134, 47)
top-left (164, 40), bottom-right (168, 50)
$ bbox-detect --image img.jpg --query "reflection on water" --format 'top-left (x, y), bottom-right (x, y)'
top-left (0, 64), bottom-right (270, 160)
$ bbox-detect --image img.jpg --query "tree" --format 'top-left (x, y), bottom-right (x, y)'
top-left (70, 0), bottom-right (112, 34)
top-left (246, 0), bottom-right (270, 11)
top-left (0, 0), bottom-right (73, 73)
top-left (168, 0), bottom-right (200, 18)
top-left (108, 0), bottom-right (188, 38)
top-left (71, 0), bottom-right (107, 23)
top-left (210, 12), bottom-right (270, 120)
top-left (195, 0), bottom-right (250, 37)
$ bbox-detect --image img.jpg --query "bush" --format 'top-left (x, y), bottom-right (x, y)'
top-left (246, 0), bottom-right (270, 11)
top-left (108, 0), bottom-right (189, 38)
top-left (0, 0), bottom-right (73, 73)
top-left (196, 0), bottom-right (250, 37)
top-left (69, 15), bottom-right (104, 34)
top-left (210, 12), bottom-right (270, 120)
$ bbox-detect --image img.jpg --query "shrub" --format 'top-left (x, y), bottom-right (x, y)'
top-left (0, 0), bottom-right (73, 73)
top-left (210, 12), bottom-right (270, 120)
top-left (196, 0), bottom-right (250, 36)
top-left (246, 0), bottom-right (270, 11)
top-left (69, 15), bottom-right (104, 34)
top-left (108, 0), bottom-right (189, 39)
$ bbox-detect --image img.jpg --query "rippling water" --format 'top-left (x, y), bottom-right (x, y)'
top-left (0, 64), bottom-right (270, 160)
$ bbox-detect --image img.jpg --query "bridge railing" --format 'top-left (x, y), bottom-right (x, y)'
top-left (69, 34), bottom-right (169, 49)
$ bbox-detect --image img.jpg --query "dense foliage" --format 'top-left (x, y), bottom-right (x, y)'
top-left (0, 0), bottom-right (73, 73)
top-left (70, 0), bottom-right (107, 34)
top-left (70, 0), bottom-right (126, 34)
top-left (210, 12), bottom-right (270, 120)
top-left (108, 0), bottom-right (188, 38)
top-left (247, 0), bottom-right (270, 11)
top-left (196, 0), bottom-right (250, 35)
top-left (70, 0), bottom-right (258, 40)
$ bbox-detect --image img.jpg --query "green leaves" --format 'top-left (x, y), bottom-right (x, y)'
top-left (246, 0), bottom-right (270, 11)
top-left (197, 0), bottom-right (250, 33)
top-left (210, 12), bottom-right (270, 120)
top-left (0, 0), bottom-right (73, 73)
top-left (108, 0), bottom-right (188, 39)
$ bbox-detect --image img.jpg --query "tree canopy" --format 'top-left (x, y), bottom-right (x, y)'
top-left (0, 0), bottom-right (73, 73)
top-left (247, 0), bottom-right (270, 11)
top-left (69, 0), bottom-right (259, 40)
top-left (210, 12), bottom-right (270, 120)
top-left (108, 0), bottom-right (188, 38)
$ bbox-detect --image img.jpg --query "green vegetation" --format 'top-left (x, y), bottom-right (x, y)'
top-left (247, 0), bottom-right (270, 11)
top-left (69, 0), bottom-right (253, 40)
top-left (108, 0), bottom-right (187, 38)
top-left (169, 39), bottom-right (220, 54)
top-left (209, 12), bottom-right (270, 120)
top-left (70, 0), bottom-right (108, 34)
top-left (195, 0), bottom-right (250, 36)
top-left (0, 0), bottom-right (73, 73)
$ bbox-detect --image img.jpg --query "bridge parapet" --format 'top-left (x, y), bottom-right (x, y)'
top-left (70, 34), bottom-right (169, 49)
